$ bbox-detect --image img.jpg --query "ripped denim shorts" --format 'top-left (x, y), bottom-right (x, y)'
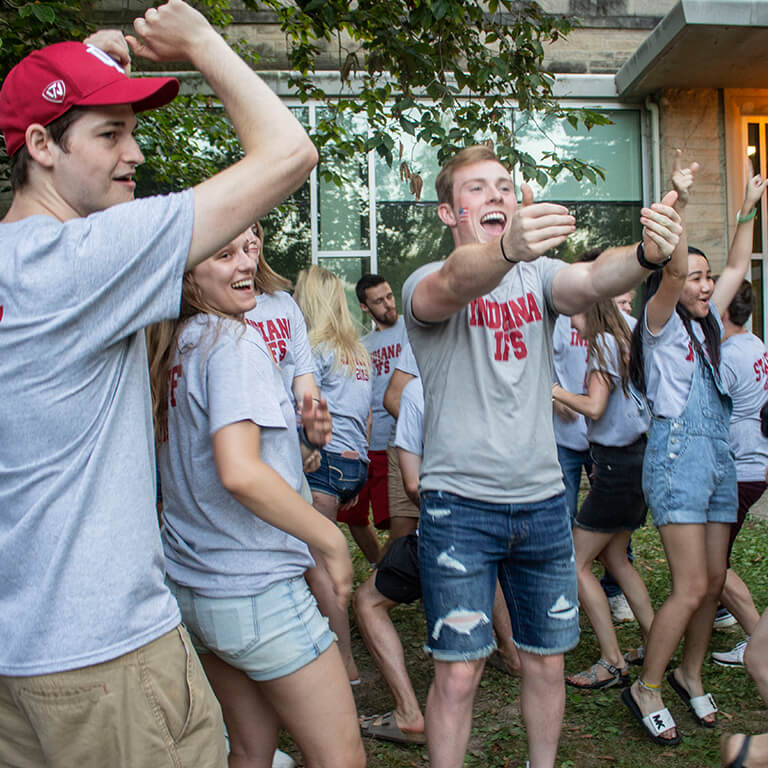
top-left (418, 490), bottom-right (579, 660)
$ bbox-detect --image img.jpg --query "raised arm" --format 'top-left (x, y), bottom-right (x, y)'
top-left (410, 184), bottom-right (575, 323)
top-left (127, 0), bottom-right (318, 270)
top-left (711, 158), bottom-right (768, 317)
top-left (642, 151), bottom-right (697, 334)
top-left (551, 188), bottom-right (684, 317)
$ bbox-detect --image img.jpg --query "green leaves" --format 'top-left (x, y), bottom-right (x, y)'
top-left (0, 0), bottom-right (608, 196)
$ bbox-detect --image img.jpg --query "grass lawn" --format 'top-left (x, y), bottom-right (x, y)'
top-left (314, 515), bottom-right (768, 768)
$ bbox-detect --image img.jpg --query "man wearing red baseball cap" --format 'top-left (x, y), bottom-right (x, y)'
top-left (0, 1), bottom-right (317, 765)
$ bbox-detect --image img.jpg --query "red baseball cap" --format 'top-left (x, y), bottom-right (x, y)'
top-left (0, 41), bottom-right (179, 157)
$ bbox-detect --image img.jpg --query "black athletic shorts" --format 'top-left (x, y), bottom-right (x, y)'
top-left (374, 532), bottom-right (421, 604)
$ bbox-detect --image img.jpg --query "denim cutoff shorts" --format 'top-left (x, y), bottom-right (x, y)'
top-left (167, 576), bottom-right (335, 681)
top-left (643, 418), bottom-right (737, 527)
top-left (418, 490), bottom-right (579, 660)
top-left (306, 448), bottom-right (368, 503)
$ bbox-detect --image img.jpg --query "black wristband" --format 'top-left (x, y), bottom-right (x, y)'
top-left (636, 242), bottom-right (671, 271)
top-left (500, 236), bottom-right (517, 265)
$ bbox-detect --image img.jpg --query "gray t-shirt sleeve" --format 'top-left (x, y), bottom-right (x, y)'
top-left (75, 191), bottom-right (193, 344)
top-left (394, 378), bottom-right (424, 456)
top-left (395, 341), bottom-right (419, 376)
top-left (206, 330), bottom-right (288, 437)
top-left (403, 262), bottom-right (444, 330)
top-left (291, 304), bottom-right (314, 377)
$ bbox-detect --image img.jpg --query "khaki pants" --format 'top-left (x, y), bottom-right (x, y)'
top-left (386, 445), bottom-right (419, 519)
top-left (0, 625), bottom-right (226, 768)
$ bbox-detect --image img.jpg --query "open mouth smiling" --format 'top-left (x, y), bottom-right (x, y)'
top-left (480, 211), bottom-right (507, 235)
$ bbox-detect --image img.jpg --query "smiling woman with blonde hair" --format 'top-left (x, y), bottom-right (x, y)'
top-left (147, 232), bottom-right (364, 768)
top-left (294, 264), bottom-right (372, 684)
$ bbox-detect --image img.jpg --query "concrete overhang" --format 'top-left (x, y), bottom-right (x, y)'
top-left (616, 0), bottom-right (768, 99)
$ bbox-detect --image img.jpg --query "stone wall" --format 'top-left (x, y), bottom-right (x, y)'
top-left (659, 88), bottom-right (729, 272)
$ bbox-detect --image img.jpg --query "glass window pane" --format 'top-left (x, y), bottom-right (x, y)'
top-left (316, 256), bottom-right (371, 329)
top-left (376, 203), bottom-right (454, 311)
top-left (551, 202), bottom-right (643, 263)
top-left (374, 137), bottom-right (441, 204)
top-left (751, 260), bottom-right (764, 341)
top-left (317, 109), bottom-right (370, 251)
top-left (514, 110), bottom-right (642, 202)
top-left (261, 181), bottom-right (311, 286)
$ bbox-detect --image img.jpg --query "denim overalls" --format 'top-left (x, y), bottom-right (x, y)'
top-left (642, 349), bottom-right (737, 526)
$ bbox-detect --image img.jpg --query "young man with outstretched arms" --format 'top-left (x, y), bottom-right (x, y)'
top-left (0, 1), bottom-right (318, 764)
top-left (401, 145), bottom-right (684, 768)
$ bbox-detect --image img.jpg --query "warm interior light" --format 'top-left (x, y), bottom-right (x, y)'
top-left (747, 145), bottom-right (757, 156)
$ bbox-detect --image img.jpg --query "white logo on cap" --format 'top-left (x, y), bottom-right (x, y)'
top-left (42, 80), bottom-right (66, 104)
top-left (85, 44), bottom-right (126, 74)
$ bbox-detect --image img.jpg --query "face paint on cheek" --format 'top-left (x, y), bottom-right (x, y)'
top-left (458, 208), bottom-right (469, 222)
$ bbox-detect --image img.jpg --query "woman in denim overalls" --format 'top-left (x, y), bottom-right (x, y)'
top-left (621, 155), bottom-right (767, 749)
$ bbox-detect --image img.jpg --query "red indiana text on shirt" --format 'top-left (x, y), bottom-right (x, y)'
top-left (246, 316), bottom-right (292, 364)
top-left (370, 342), bottom-right (402, 377)
top-left (754, 350), bottom-right (768, 388)
top-left (157, 363), bottom-right (183, 443)
top-left (468, 292), bottom-right (543, 361)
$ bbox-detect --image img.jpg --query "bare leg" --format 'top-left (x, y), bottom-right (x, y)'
top-left (262, 644), bottom-right (366, 768)
top-left (720, 610), bottom-right (768, 766)
top-left (674, 522), bottom-right (730, 723)
top-left (569, 528), bottom-right (625, 682)
top-left (721, 733), bottom-right (768, 767)
top-left (200, 652), bottom-right (280, 768)
top-left (629, 523), bottom-right (709, 740)
top-left (519, 651), bottom-right (566, 768)
top-left (745, 607), bottom-right (768, 705)
top-left (347, 523), bottom-right (381, 565)
top-left (721, 567), bottom-right (761, 635)
top-left (600, 533), bottom-right (655, 641)
top-left (307, 491), bottom-right (359, 682)
top-left (492, 581), bottom-right (521, 673)
top-left (353, 577), bottom-right (424, 734)
top-left (425, 659), bottom-right (485, 768)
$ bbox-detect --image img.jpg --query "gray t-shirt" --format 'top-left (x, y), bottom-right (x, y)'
top-left (313, 346), bottom-right (372, 458)
top-left (386, 341), bottom-right (421, 447)
top-left (159, 315), bottom-right (314, 598)
top-left (552, 314), bottom-right (589, 451)
top-left (403, 257), bottom-right (566, 503)
top-left (642, 300), bottom-right (724, 418)
top-left (362, 316), bottom-right (410, 450)
top-left (721, 331), bottom-right (768, 482)
top-left (0, 191), bottom-right (192, 675)
top-left (586, 319), bottom-right (650, 447)
top-left (245, 290), bottom-right (313, 405)
top-left (395, 376), bottom-right (424, 456)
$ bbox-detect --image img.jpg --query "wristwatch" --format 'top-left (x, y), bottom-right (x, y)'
top-left (636, 242), bottom-right (671, 271)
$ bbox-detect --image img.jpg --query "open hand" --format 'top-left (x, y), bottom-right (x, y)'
top-left (500, 183), bottom-right (575, 263)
